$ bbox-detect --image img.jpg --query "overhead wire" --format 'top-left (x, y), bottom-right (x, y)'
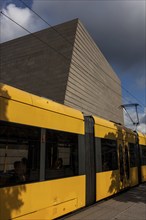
top-left (0, 11), bottom-right (143, 114)
top-left (18, 0), bottom-right (145, 108)
top-left (0, 19), bottom-right (123, 120)
top-left (1, 12), bottom-right (145, 130)
top-left (0, 13), bottom-right (122, 94)
top-left (1, 13), bottom-right (122, 120)
top-left (0, 11), bottom-right (145, 116)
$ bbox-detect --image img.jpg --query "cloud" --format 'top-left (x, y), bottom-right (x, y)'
top-left (140, 108), bottom-right (146, 124)
top-left (1, 4), bottom-right (30, 42)
top-left (0, 3), bottom-right (47, 42)
top-left (123, 108), bottom-right (146, 134)
top-left (137, 123), bottom-right (146, 135)
top-left (1, 1), bottom-right (145, 72)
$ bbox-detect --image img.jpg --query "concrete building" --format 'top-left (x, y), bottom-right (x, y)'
top-left (0, 19), bottom-right (123, 123)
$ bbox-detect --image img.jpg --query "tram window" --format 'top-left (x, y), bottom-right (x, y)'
top-left (125, 145), bottom-right (130, 179)
top-left (141, 146), bottom-right (146, 165)
top-left (45, 129), bottom-right (78, 180)
top-left (101, 139), bottom-right (118, 171)
top-left (0, 121), bottom-right (41, 187)
top-left (129, 143), bottom-right (137, 167)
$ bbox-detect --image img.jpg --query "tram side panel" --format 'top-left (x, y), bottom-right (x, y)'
top-left (92, 116), bottom-right (139, 201)
top-left (0, 123), bottom-right (85, 220)
top-left (93, 116), bottom-right (120, 201)
top-left (0, 84), bottom-right (86, 220)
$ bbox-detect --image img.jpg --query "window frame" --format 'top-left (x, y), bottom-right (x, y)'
top-left (101, 138), bottom-right (118, 172)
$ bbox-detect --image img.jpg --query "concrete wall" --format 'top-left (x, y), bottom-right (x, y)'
top-left (0, 18), bottom-right (123, 124)
top-left (1, 19), bottom-right (77, 103)
top-left (65, 20), bottom-right (123, 123)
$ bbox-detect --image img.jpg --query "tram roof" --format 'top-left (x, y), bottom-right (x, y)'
top-left (0, 83), bottom-right (83, 120)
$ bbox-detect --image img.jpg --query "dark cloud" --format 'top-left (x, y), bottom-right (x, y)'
top-left (140, 114), bottom-right (146, 124)
top-left (33, 0), bottom-right (145, 77)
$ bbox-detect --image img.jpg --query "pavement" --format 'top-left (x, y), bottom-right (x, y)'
top-left (63, 183), bottom-right (146, 220)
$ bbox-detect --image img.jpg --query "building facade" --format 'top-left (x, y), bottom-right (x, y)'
top-left (0, 19), bottom-right (123, 123)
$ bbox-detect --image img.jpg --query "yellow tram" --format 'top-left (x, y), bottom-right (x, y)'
top-left (0, 83), bottom-right (85, 219)
top-left (0, 83), bottom-right (145, 220)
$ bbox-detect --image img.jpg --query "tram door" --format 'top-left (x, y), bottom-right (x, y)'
top-left (118, 140), bottom-right (130, 189)
top-left (85, 117), bottom-right (96, 206)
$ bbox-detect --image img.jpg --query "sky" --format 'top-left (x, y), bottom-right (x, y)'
top-left (0, 0), bottom-right (146, 133)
